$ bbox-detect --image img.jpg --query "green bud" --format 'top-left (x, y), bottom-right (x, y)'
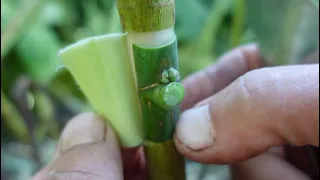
top-left (160, 70), bottom-right (170, 84)
top-left (153, 82), bottom-right (185, 109)
top-left (168, 67), bottom-right (180, 82)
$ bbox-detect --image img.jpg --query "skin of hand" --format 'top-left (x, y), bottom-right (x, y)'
top-left (33, 44), bottom-right (319, 180)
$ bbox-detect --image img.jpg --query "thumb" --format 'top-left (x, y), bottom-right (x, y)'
top-left (174, 64), bottom-right (319, 164)
top-left (33, 112), bottom-right (123, 180)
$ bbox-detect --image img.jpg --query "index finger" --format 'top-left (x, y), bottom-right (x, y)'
top-left (181, 43), bottom-right (264, 110)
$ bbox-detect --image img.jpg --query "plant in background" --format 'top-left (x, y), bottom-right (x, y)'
top-left (59, 0), bottom-right (185, 179)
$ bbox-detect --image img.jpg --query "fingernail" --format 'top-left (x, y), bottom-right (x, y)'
top-left (60, 112), bottom-right (106, 152)
top-left (176, 105), bottom-right (215, 150)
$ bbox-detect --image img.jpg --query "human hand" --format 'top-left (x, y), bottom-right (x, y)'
top-left (33, 44), bottom-right (318, 180)
top-left (33, 113), bottom-right (147, 180)
top-left (174, 44), bottom-right (319, 180)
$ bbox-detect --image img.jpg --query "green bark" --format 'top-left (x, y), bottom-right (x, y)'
top-left (132, 37), bottom-right (183, 142)
top-left (117, 0), bottom-right (175, 32)
top-left (133, 37), bottom-right (186, 180)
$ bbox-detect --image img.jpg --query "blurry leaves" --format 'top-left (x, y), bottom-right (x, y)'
top-left (229, 0), bottom-right (245, 48)
top-left (32, 90), bottom-right (60, 141)
top-left (17, 25), bottom-right (61, 85)
top-left (1, 146), bottom-right (37, 180)
top-left (49, 68), bottom-right (89, 113)
top-left (311, 0), bottom-right (319, 8)
top-left (73, 0), bottom-right (121, 40)
top-left (40, 0), bottom-right (66, 26)
top-left (245, 0), bottom-right (319, 65)
top-left (179, 0), bottom-right (234, 77)
top-left (1, 90), bottom-right (29, 142)
top-left (1, 0), bottom-right (15, 28)
top-left (198, 0), bottom-right (234, 57)
top-left (175, 0), bottom-right (208, 43)
top-left (1, 140), bottom-right (57, 180)
top-left (84, 1), bottom-right (110, 35)
top-left (1, 0), bottom-right (46, 58)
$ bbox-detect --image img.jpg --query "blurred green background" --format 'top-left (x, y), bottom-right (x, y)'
top-left (1, 0), bottom-right (317, 179)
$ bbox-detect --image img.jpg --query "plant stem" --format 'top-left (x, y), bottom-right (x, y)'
top-left (132, 39), bottom-right (182, 142)
top-left (126, 28), bottom-right (175, 87)
top-left (116, 0), bottom-right (186, 179)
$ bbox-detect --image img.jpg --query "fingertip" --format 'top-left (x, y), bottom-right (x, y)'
top-left (46, 112), bottom-right (107, 163)
top-left (59, 112), bottom-right (107, 152)
top-left (39, 113), bottom-right (123, 180)
top-left (174, 105), bottom-right (220, 164)
top-left (175, 105), bottom-right (215, 151)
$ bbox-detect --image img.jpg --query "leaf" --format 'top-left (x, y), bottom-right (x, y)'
top-left (40, 0), bottom-right (66, 26)
top-left (1, 0), bottom-right (46, 58)
top-left (83, 1), bottom-right (109, 35)
top-left (1, 90), bottom-right (29, 142)
top-left (245, 0), bottom-right (319, 65)
top-left (229, 0), bottom-right (245, 48)
top-left (17, 24), bottom-right (62, 85)
top-left (311, 0), bottom-right (319, 8)
top-left (175, 0), bottom-right (208, 43)
top-left (178, 0), bottom-right (234, 76)
top-left (1, 0), bottom-right (15, 30)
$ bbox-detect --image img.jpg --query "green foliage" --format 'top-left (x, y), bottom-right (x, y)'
top-left (17, 25), bottom-right (61, 84)
top-left (311, 0), bottom-right (319, 8)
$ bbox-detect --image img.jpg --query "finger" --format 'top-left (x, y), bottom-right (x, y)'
top-left (175, 64), bottom-right (319, 164)
top-left (231, 153), bottom-right (311, 180)
top-left (181, 43), bottom-right (264, 110)
top-left (33, 112), bottom-right (123, 180)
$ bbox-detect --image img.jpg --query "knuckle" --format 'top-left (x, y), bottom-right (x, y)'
top-left (235, 71), bottom-right (265, 121)
top-left (239, 73), bottom-right (256, 105)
